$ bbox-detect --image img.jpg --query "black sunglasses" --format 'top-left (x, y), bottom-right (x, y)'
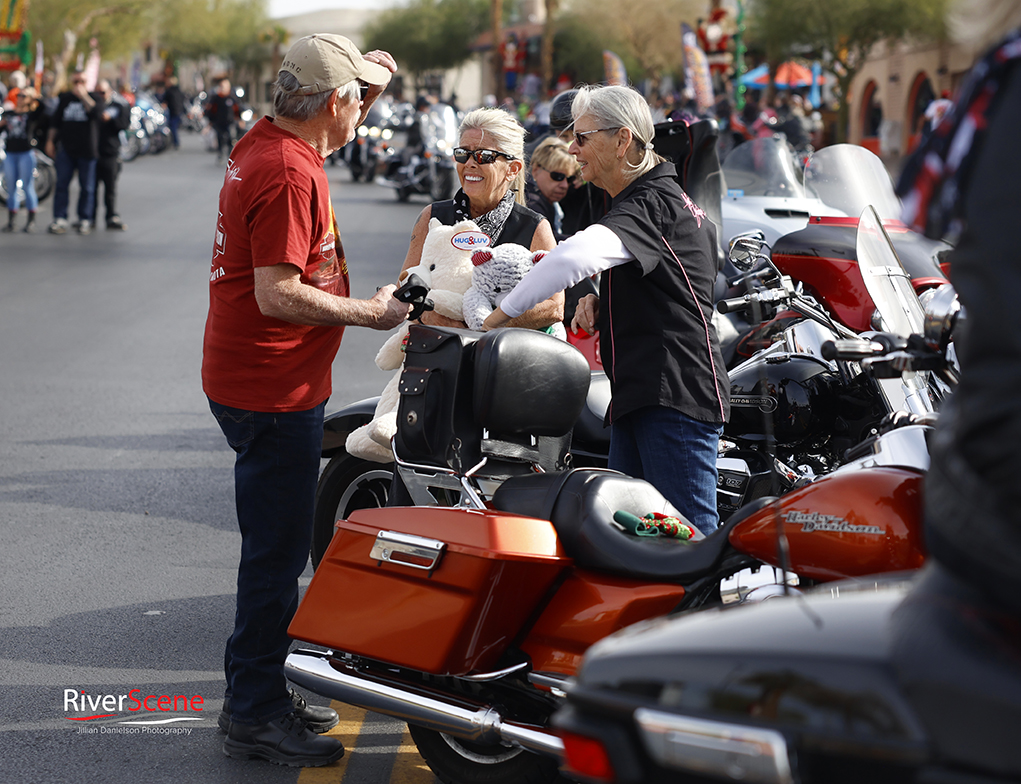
top-left (453, 147), bottom-right (516, 165)
top-left (542, 168), bottom-right (573, 182)
top-left (358, 82), bottom-right (370, 101)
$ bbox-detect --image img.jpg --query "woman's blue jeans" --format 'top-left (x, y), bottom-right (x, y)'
top-left (609, 405), bottom-right (722, 536)
top-left (208, 398), bottom-right (326, 725)
top-left (3, 150), bottom-right (38, 212)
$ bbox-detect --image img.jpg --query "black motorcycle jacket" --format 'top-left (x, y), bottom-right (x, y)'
top-left (924, 65), bottom-right (1021, 615)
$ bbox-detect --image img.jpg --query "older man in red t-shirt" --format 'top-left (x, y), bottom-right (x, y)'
top-left (201, 34), bottom-right (407, 767)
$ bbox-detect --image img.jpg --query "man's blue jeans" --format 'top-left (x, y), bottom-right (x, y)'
top-left (209, 398), bottom-right (326, 725)
top-left (609, 405), bottom-right (722, 536)
top-left (53, 149), bottom-right (97, 223)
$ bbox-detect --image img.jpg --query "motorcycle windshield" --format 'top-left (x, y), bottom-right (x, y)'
top-left (721, 137), bottom-right (807, 198)
top-left (856, 206), bottom-right (926, 337)
top-left (803, 145), bottom-right (902, 220)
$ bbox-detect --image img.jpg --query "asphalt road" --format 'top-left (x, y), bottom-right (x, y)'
top-left (0, 129), bottom-right (440, 783)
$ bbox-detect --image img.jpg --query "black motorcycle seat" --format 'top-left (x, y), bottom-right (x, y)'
top-left (492, 469), bottom-right (751, 582)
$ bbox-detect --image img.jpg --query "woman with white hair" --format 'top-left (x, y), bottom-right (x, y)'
top-left (484, 84), bottom-right (729, 536)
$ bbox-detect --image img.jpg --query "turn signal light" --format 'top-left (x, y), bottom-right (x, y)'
top-left (560, 730), bottom-right (616, 782)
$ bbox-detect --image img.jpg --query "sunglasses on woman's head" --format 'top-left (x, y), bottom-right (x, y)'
top-left (453, 147), bottom-right (515, 165)
top-left (574, 127), bottom-right (620, 147)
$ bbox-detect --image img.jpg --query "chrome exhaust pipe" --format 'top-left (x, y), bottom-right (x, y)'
top-left (284, 649), bottom-right (564, 759)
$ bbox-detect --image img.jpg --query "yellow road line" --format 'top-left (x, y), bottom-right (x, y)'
top-left (297, 703), bottom-right (435, 783)
top-left (389, 724), bottom-right (435, 784)
top-left (296, 702), bottom-right (365, 782)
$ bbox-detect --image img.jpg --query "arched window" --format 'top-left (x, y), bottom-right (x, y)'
top-left (860, 80), bottom-right (882, 138)
top-left (909, 73), bottom-right (936, 134)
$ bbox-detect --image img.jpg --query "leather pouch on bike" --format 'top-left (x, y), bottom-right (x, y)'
top-left (396, 325), bottom-right (482, 473)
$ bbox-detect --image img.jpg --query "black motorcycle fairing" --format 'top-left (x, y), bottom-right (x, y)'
top-left (558, 567), bottom-right (1021, 783)
top-left (727, 351), bottom-right (841, 446)
top-left (321, 397), bottom-right (381, 457)
top-left (558, 576), bottom-right (933, 782)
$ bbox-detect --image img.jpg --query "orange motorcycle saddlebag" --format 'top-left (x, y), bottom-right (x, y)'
top-left (288, 506), bottom-right (571, 676)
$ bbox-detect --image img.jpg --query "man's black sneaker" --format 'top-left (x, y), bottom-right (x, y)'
top-left (218, 689), bottom-right (339, 734)
top-left (222, 712), bottom-right (344, 767)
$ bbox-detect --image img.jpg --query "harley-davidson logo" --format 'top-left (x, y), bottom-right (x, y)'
top-left (731, 395), bottom-right (777, 413)
top-left (783, 510), bottom-right (883, 535)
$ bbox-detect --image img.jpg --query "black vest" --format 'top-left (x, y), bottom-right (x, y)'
top-left (430, 200), bottom-right (542, 248)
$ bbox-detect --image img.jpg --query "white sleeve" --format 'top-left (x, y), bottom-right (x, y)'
top-left (499, 224), bottom-right (635, 318)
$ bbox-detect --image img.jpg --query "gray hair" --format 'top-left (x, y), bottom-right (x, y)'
top-left (572, 85), bottom-right (664, 183)
top-left (273, 70), bottom-right (359, 121)
top-left (458, 107), bottom-right (527, 205)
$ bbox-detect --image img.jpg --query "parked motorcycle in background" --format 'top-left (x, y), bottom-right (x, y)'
top-left (378, 101), bottom-right (459, 202)
top-left (341, 99), bottom-right (397, 182)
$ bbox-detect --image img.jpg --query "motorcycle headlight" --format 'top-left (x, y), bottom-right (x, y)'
top-left (382, 128), bottom-right (393, 140)
top-left (369, 126), bottom-right (380, 138)
top-left (240, 110), bottom-right (254, 122)
top-left (358, 126), bottom-right (369, 137)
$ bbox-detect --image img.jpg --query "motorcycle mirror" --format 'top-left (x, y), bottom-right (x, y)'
top-left (728, 231), bottom-right (767, 272)
top-left (922, 284), bottom-right (961, 353)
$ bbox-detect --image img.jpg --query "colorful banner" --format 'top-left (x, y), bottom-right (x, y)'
top-left (602, 50), bottom-right (627, 86)
top-left (681, 23), bottom-right (714, 114)
top-left (0, 0), bottom-right (30, 71)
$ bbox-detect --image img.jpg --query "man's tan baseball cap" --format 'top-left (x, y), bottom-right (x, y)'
top-left (279, 34), bottom-right (389, 95)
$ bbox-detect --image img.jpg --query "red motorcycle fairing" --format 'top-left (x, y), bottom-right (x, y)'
top-left (728, 466), bottom-right (926, 582)
top-left (520, 571), bottom-right (687, 678)
top-left (771, 219), bottom-right (949, 332)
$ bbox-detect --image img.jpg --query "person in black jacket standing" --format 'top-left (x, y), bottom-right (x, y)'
top-left (486, 84), bottom-right (729, 536)
top-left (45, 69), bottom-right (104, 235)
top-left (161, 76), bottom-right (187, 150)
top-left (95, 80), bottom-right (130, 231)
top-left (205, 77), bottom-right (239, 163)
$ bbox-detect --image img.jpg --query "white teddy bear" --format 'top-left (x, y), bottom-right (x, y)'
top-left (345, 218), bottom-right (481, 463)
top-left (463, 245), bottom-right (566, 339)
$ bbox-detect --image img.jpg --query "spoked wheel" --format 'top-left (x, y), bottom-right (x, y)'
top-left (408, 724), bottom-right (566, 784)
top-left (311, 452), bottom-right (394, 569)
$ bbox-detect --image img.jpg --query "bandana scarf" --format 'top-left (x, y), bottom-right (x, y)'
top-left (453, 188), bottom-right (515, 244)
top-left (896, 28), bottom-right (1021, 243)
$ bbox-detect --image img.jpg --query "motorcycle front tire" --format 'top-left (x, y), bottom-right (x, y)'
top-left (311, 452), bottom-right (394, 569)
top-left (408, 724), bottom-right (565, 784)
top-left (396, 184), bottom-right (412, 202)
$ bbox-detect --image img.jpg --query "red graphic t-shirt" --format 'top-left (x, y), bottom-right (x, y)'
top-left (202, 117), bottom-right (350, 411)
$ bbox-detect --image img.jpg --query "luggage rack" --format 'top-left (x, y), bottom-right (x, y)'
top-left (393, 431), bottom-right (552, 510)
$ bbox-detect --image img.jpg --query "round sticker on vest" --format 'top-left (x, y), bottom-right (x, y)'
top-left (451, 231), bottom-right (491, 251)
